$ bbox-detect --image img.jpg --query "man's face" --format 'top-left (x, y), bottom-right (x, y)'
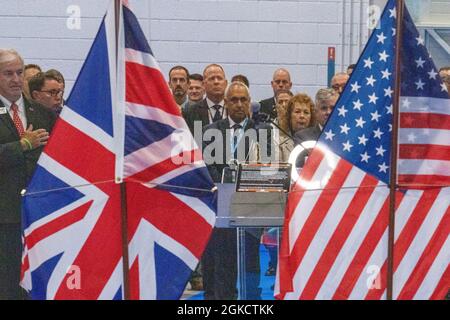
top-left (271, 71), bottom-right (292, 96)
top-left (275, 92), bottom-right (291, 118)
top-left (316, 95), bottom-right (338, 126)
top-left (439, 69), bottom-right (450, 78)
top-left (188, 79), bottom-right (205, 102)
top-left (204, 66), bottom-right (227, 101)
top-left (32, 79), bottom-right (64, 111)
top-left (23, 67), bottom-right (40, 98)
top-left (0, 57), bottom-right (24, 102)
top-left (331, 74), bottom-right (349, 94)
top-left (169, 69), bottom-right (189, 99)
top-left (225, 85), bottom-right (250, 124)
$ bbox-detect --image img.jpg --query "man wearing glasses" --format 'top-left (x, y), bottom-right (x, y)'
top-left (29, 71), bottom-right (64, 115)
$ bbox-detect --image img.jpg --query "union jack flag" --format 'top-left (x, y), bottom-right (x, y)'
top-left (276, 0), bottom-right (449, 300)
top-left (20, 1), bottom-right (216, 300)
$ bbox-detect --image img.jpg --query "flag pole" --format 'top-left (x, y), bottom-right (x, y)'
top-left (387, 0), bottom-right (404, 301)
top-left (114, 0), bottom-right (131, 300)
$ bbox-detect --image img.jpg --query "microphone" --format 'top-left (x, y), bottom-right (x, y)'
top-left (252, 110), bottom-right (271, 123)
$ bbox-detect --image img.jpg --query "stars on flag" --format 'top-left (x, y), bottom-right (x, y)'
top-left (366, 75), bottom-right (376, 86)
top-left (376, 145), bottom-right (386, 157)
top-left (427, 69), bottom-right (437, 80)
top-left (378, 162), bottom-right (389, 173)
top-left (415, 78), bottom-right (425, 90)
top-left (415, 57), bottom-right (425, 68)
top-left (384, 87), bottom-right (394, 97)
top-left (416, 36), bottom-right (424, 46)
top-left (338, 105), bottom-right (348, 117)
top-left (381, 68), bottom-right (392, 80)
top-left (373, 128), bottom-right (384, 139)
top-left (340, 123), bottom-right (351, 134)
top-left (351, 81), bottom-right (361, 93)
top-left (360, 152), bottom-right (371, 163)
top-left (371, 110), bottom-right (381, 122)
top-left (379, 50), bottom-right (389, 62)
top-left (377, 32), bottom-right (387, 44)
top-left (353, 99), bottom-right (364, 111)
top-left (325, 129), bottom-right (335, 141)
top-left (364, 57), bottom-right (374, 69)
top-left (355, 117), bottom-right (366, 128)
top-left (342, 140), bottom-right (353, 152)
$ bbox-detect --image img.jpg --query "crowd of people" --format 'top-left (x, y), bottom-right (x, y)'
top-left (0, 46), bottom-right (449, 300)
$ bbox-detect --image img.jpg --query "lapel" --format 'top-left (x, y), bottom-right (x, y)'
top-left (0, 99), bottom-right (20, 138)
top-left (200, 99), bottom-right (210, 123)
top-left (24, 98), bottom-right (39, 129)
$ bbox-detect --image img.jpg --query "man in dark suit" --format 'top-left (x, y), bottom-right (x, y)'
top-left (259, 68), bottom-right (292, 120)
top-left (294, 88), bottom-right (339, 144)
top-left (0, 49), bottom-right (55, 299)
top-left (183, 64), bottom-right (228, 136)
top-left (202, 81), bottom-right (272, 300)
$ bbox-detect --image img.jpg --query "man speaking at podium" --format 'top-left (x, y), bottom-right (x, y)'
top-left (202, 81), bottom-right (272, 300)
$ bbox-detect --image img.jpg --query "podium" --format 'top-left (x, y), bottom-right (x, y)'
top-left (216, 183), bottom-right (286, 228)
top-left (216, 183), bottom-right (287, 299)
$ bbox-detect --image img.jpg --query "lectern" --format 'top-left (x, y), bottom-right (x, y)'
top-left (215, 163), bottom-right (290, 299)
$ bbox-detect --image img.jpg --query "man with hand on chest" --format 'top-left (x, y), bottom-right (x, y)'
top-left (0, 49), bottom-right (56, 300)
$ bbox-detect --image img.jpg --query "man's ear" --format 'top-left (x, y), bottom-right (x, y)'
top-left (31, 90), bottom-right (38, 100)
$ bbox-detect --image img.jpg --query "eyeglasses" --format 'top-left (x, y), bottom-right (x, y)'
top-left (39, 89), bottom-right (64, 97)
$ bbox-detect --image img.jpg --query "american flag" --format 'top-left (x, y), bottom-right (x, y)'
top-left (20, 1), bottom-right (216, 300)
top-left (275, 0), bottom-right (449, 300)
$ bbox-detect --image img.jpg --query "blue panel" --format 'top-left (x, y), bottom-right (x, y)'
top-left (154, 243), bottom-right (191, 300)
top-left (156, 167), bottom-right (216, 209)
top-left (125, 115), bottom-right (176, 155)
top-left (22, 166), bottom-right (84, 229)
top-left (66, 20), bottom-right (113, 136)
top-left (113, 287), bottom-right (122, 300)
top-left (30, 253), bottom-right (63, 300)
top-left (123, 5), bottom-right (153, 55)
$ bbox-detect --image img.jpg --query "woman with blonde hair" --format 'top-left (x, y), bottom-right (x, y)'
top-left (276, 93), bottom-right (315, 162)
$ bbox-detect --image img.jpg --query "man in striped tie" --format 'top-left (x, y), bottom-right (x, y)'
top-left (0, 49), bottom-right (55, 300)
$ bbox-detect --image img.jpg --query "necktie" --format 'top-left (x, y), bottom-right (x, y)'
top-left (11, 103), bottom-right (25, 137)
top-left (232, 124), bottom-right (242, 159)
top-left (212, 105), bottom-right (222, 122)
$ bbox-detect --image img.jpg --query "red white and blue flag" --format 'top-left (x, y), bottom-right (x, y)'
top-left (276, 0), bottom-right (449, 300)
top-left (20, 1), bottom-right (216, 300)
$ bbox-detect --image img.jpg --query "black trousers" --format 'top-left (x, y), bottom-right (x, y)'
top-left (0, 223), bottom-right (26, 300)
top-left (202, 227), bottom-right (261, 300)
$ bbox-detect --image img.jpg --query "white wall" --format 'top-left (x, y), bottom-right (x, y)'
top-left (1, 0), bottom-right (372, 101)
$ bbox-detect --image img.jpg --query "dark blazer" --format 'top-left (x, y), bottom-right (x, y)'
top-left (183, 98), bottom-right (228, 135)
top-left (0, 98), bottom-right (56, 223)
top-left (202, 118), bottom-right (272, 183)
top-left (294, 124), bottom-right (322, 146)
top-left (259, 97), bottom-right (276, 119)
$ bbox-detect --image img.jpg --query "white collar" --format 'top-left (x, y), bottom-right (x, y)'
top-left (228, 116), bottom-right (247, 129)
top-left (206, 97), bottom-right (224, 109)
top-left (0, 94), bottom-right (24, 111)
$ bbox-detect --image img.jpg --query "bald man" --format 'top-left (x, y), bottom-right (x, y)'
top-left (259, 68), bottom-right (293, 120)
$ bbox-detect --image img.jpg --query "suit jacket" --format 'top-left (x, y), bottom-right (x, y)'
top-left (183, 98), bottom-right (228, 135)
top-left (259, 97), bottom-right (277, 120)
top-left (202, 118), bottom-right (272, 183)
top-left (293, 124), bottom-right (322, 145)
top-left (0, 98), bottom-right (56, 223)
